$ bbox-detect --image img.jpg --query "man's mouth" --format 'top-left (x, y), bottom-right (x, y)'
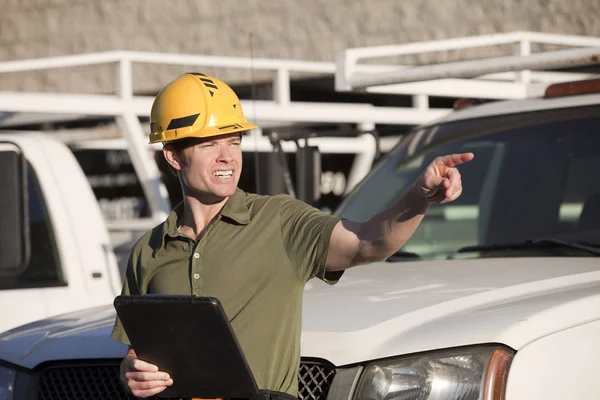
top-left (213, 170), bottom-right (233, 179)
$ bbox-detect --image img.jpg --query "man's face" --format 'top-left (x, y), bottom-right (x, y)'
top-left (164, 133), bottom-right (242, 203)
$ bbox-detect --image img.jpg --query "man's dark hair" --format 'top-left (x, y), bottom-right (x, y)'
top-left (161, 138), bottom-right (197, 177)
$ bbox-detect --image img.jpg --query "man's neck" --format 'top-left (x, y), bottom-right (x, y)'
top-left (179, 194), bottom-right (228, 240)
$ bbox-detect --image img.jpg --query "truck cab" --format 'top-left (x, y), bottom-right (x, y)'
top-left (0, 133), bottom-right (122, 334)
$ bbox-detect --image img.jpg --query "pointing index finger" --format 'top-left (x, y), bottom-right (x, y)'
top-left (438, 152), bottom-right (474, 168)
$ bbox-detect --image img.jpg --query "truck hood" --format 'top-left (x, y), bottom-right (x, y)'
top-left (2, 257), bottom-right (600, 368)
top-left (0, 305), bottom-right (127, 369)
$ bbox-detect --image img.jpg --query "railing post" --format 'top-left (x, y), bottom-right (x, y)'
top-left (274, 68), bottom-right (290, 105)
top-left (413, 94), bottom-right (429, 111)
top-left (335, 51), bottom-right (357, 92)
top-left (116, 58), bottom-right (133, 100)
top-left (518, 38), bottom-right (532, 84)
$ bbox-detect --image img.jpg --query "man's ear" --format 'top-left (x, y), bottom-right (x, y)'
top-left (163, 144), bottom-right (182, 171)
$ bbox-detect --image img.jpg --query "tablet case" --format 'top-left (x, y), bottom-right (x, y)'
top-left (114, 294), bottom-right (259, 399)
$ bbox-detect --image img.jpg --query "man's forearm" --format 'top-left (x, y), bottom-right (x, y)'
top-left (354, 183), bottom-right (430, 264)
top-left (328, 153), bottom-right (470, 271)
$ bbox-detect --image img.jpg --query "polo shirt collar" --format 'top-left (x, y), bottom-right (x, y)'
top-left (163, 202), bottom-right (183, 240)
top-left (220, 187), bottom-right (251, 225)
top-left (158, 187), bottom-right (250, 247)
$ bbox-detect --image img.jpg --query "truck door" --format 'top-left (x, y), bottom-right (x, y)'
top-left (0, 143), bottom-right (64, 334)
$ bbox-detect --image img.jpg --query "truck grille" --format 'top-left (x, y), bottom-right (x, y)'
top-left (297, 362), bottom-right (336, 400)
top-left (36, 361), bottom-right (336, 400)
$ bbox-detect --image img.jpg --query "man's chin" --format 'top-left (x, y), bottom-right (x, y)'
top-left (197, 186), bottom-right (237, 203)
top-left (215, 182), bottom-right (238, 196)
top-left (216, 189), bottom-right (236, 199)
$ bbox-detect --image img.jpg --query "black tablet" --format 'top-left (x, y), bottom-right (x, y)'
top-left (113, 294), bottom-right (259, 399)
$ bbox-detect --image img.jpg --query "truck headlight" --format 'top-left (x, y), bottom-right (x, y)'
top-left (0, 366), bottom-right (16, 400)
top-left (354, 345), bottom-right (513, 400)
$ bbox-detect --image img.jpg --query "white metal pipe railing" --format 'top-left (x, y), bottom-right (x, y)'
top-left (0, 92), bottom-right (450, 125)
top-left (520, 31), bottom-right (600, 47)
top-left (343, 31), bottom-right (531, 60)
top-left (274, 68), bottom-right (291, 105)
top-left (0, 50), bottom-right (333, 75)
top-left (2, 33), bottom-right (597, 104)
top-left (117, 59), bottom-right (133, 100)
top-left (2, 30), bottom-right (599, 222)
top-left (350, 47), bottom-right (600, 89)
top-left (337, 31), bottom-right (600, 93)
top-left (363, 79), bottom-right (533, 99)
top-left (0, 52), bottom-right (125, 74)
top-left (342, 31), bottom-right (600, 61)
top-left (517, 38), bottom-right (532, 84)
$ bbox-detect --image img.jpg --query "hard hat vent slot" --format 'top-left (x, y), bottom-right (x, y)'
top-left (166, 113), bottom-right (201, 130)
top-left (202, 81), bottom-right (218, 90)
top-left (219, 124), bottom-right (244, 130)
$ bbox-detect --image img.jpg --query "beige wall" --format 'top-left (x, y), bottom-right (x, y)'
top-left (1, 0), bottom-right (599, 94)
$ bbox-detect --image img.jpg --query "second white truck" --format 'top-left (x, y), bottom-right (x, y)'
top-left (0, 133), bottom-right (123, 334)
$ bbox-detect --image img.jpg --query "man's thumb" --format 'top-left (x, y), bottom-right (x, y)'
top-left (422, 176), bottom-right (448, 197)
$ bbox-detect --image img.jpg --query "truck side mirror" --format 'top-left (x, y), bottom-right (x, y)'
top-left (0, 142), bottom-right (30, 275)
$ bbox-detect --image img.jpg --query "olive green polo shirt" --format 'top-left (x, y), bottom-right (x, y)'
top-left (110, 188), bottom-right (343, 396)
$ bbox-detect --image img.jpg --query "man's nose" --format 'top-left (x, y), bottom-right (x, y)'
top-left (216, 144), bottom-right (233, 162)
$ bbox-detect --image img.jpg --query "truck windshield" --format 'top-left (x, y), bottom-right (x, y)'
top-left (335, 106), bottom-right (600, 260)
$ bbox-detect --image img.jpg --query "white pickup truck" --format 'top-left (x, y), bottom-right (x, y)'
top-left (1, 79), bottom-right (600, 400)
top-left (0, 133), bottom-right (122, 334)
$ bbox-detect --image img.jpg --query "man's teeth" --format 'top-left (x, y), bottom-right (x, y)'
top-left (214, 170), bottom-right (233, 177)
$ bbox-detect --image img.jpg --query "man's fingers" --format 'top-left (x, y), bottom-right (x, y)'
top-left (436, 152), bottom-right (474, 168)
top-left (130, 358), bottom-right (159, 372)
top-left (131, 384), bottom-right (170, 398)
top-left (125, 371), bottom-right (171, 382)
top-left (130, 378), bottom-right (174, 390)
top-left (444, 186), bottom-right (463, 203)
top-left (128, 377), bottom-right (173, 398)
top-left (447, 169), bottom-right (462, 196)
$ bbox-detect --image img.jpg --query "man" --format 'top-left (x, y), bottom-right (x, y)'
top-left (111, 72), bottom-right (474, 398)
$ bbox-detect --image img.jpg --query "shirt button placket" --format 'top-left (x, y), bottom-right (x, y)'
top-left (190, 221), bottom-right (217, 296)
top-left (191, 244), bottom-right (203, 296)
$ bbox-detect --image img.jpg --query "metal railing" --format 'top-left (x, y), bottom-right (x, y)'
top-left (336, 31), bottom-right (600, 100)
top-left (0, 50), bottom-right (448, 222)
top-left (1, 31), bottom-right (599, 224)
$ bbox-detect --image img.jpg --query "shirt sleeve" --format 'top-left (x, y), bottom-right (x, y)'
top-left (279, 196), bottom-right (344, 285)
top-left (110, 246), bottom-right (143, 345)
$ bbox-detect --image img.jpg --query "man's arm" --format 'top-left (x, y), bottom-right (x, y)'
top-left (326, 153), bottom-right (474, 270)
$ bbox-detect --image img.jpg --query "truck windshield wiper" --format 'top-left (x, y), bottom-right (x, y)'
top-left (453, 238), bottom-right (600, 257)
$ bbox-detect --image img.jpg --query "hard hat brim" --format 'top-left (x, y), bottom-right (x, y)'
top-left (149, 121), bottom-right (258, 144)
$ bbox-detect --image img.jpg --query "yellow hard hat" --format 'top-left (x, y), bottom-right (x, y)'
top-left (148, 72), bottom-right (258, 144)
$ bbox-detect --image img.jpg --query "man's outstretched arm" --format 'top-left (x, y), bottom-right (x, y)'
top-left (326, 153), bottom-right (474, 271)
